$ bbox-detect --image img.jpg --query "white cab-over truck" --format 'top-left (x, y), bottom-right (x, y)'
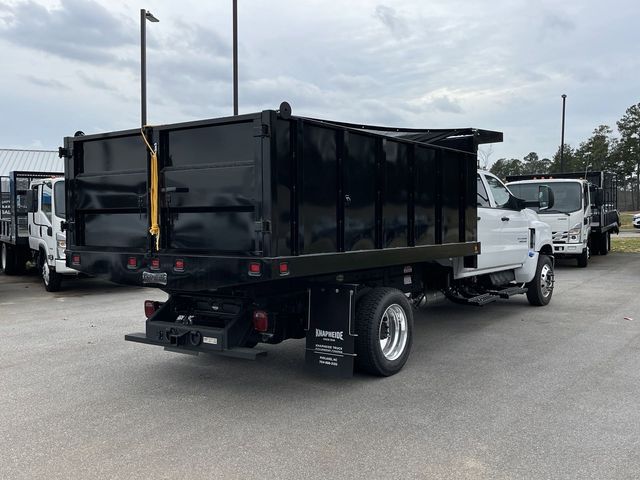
top-left (507, 171), bottom-right (619, 268)
top-left (0, 171), bottom-right (77, 290)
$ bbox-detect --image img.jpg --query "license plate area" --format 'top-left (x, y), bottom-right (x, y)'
top-left (142, 271), bottom-right (168, 286)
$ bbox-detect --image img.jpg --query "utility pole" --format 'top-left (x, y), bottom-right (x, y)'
top-left (233, 0), bottom-right (238, 115)
top-left (560, 94), bottom-right (567, 172)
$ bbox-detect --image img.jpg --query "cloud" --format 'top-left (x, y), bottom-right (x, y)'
top-left (24, 75), bottom-right (69, 90)
top-left (374, 5), bottom-right (410, 39)
top-left (0, 0), bottom-right (135, 65)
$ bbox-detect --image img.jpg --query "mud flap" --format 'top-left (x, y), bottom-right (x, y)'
top-left (305, 284), bottom-right (358, 378)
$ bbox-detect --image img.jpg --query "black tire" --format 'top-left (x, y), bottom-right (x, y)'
top-left (39, 250), bottom-right (62, 292)
top-left (577, 247), bottom-right (588, 268)
top-left (1, 243), bottom-right (19, 275)
top-left (526, 255), bottom-right (554, 306)
top-left (354, 287), bottom-right (413, 376)
top-left (590, 235), bottom-right (600, 256)
top-left (600, 232), bottom-right (610, 256)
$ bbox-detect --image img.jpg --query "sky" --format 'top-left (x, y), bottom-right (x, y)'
top-left (0, 0), bottom-right (638, 164)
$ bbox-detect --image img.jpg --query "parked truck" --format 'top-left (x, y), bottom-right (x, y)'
top-left (506, 171), bottom-right (619, 267)
top-left (0, 171), bottom-right (78, 290)
top-left (60, 106), bottom-right (555, 376)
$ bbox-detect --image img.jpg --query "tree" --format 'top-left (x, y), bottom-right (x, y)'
top-left (521, 151), bottom-right (550, 174)
top-left (574, 125), bottom-right (617, 173)
top-left (490, 158), bottom-right (523, 180)
top-left (616, 103), bottom-right (640, 208)
top-left (548, 144), bottom-right (577, 173)
top-left (478, 145), bottom-right (494, 170)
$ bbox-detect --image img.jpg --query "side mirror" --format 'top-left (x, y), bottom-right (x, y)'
top-left (538, 185), bottom-right (554, 211)
top-left (60, 220), bottom-right (68, 232)
top-left (26, 189), bottom-right (37, 213)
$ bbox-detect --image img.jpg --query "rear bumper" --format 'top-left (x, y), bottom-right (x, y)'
top-left (125, 332), bottom-right (266, 360)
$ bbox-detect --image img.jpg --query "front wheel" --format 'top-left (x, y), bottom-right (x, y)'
top-left (40, 254), bottom-right (62, 292)
top-left (577, 247), bottom-right (589, 268)
top-left (526, 255), bottom-right (554, 306)
top-left (355, 287), bottom-right (413, 376)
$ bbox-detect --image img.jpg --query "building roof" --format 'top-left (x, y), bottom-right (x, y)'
top-left (0, 149), bottom-right (63, 177)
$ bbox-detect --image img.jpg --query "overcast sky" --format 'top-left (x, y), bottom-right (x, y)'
top-left (0, 0), bottom-right (638, 163)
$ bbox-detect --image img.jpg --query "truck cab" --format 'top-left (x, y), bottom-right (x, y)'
top-left (507, 178), bottom-right (591, 267)
top-left (447, 171), bottom-right (554, 301)
top-left (27, 177), bottom-right (78, 290)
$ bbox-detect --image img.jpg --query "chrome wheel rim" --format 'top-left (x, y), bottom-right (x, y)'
top-left (378, 304), bottom-right (408, 361)
top-left (540, 264), bottom-right (554, 298)
top-left (42, 261), bottom-right (50, 285)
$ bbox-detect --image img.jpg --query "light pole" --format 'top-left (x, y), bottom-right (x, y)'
top-left (560, 93), bottom-right (567, 172)
top-left (141, 9), bottom-right (159, 126)
top-left (232, 0), bottom-right (238, 115)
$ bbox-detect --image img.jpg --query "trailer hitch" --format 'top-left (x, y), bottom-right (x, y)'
top-left (166, 329), bottom-right (189, 346)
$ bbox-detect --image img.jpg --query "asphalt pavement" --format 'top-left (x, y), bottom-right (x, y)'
top-left (1, 254), bottom-right (639, 480)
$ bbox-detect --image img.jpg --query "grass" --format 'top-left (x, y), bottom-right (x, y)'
top-left (611, 236), bottom-right (640, 253)
top-left (620, 211), bottom-right (639, 230)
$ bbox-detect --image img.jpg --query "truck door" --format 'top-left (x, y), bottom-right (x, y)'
top-left (476, 174), bottom-right (501, 269)
top-left (482, 173), bottom-right (529, 266)
top-left (32, 182), bottom-right (56, 258)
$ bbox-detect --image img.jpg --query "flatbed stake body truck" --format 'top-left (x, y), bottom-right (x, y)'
top-left (0, 171), bottom-right (78, 290)
top-left (507, 171), bottom-right (619, 268)
top-left (61, 106), bottom-right (555, 377)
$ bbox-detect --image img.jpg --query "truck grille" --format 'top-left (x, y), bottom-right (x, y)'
top-left (552, 231), bottom-right (568, 243)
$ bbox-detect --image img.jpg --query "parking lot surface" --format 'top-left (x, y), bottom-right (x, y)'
top-left (1, 254), bottom-right (639, 479)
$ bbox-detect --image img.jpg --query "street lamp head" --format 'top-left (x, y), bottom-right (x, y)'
top-left (561, 94), bottom-right (567, 99)
top-left (145, 11), bottom-right (159, 22)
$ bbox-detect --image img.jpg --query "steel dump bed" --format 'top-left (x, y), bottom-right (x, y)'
top-left (62, 109), bottom-right (501, 293)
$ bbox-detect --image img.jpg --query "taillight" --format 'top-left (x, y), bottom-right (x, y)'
top-left (71, 254), bottom-right (81, 265)
top-left (252, 310), bottom-right (268, 332)
top-left (174, 259), bottom-right (185, 272)
top-left (279, 262), bottom-right (289, 276)
top-left (248, 262), bottom-right (261, 276)
top-left (150, 258), bottom-right (160, 270)
top-left (127, 257), bottom-right (138, 269)
top-left (144, 300), bottom-right (160, 318)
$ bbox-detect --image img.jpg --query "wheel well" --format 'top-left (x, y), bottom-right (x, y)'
top-left (540, 244), bottom-right (553, 256)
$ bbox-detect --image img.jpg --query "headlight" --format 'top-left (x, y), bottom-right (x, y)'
top-left (56, 232), bottom-right (66, 257)
top-left (568, 223), bottom-right (581, 242)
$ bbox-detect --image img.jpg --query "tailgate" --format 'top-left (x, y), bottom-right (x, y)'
top-left (65, 115), bottom-right (262, 258)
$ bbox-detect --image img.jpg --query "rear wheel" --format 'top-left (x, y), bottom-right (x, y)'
top-left (355, 287), bottom-right (413, 376)
top-left (1, 243), bottom-right (19, 275)
top-left (526, 255), bottom-right (554, 306)
top-left (600, 232), bottom-right (610, 256)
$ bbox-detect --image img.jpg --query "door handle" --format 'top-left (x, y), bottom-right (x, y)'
top-left (477, 217), bottom-right (481, 221)
top-left (501, 217), bottom-right (510, 221)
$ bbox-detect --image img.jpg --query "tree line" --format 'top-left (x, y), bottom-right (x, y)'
top-left (485, 102), bottom-right (640, 209)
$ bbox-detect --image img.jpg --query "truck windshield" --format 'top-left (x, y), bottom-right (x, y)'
top-left (54, 181), bottom-right (65, 219)
top-left (509, 182), bottom-right (581, 213)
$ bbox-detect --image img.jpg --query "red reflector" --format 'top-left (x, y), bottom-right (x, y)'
top-left (174, 259), bottom-right (185, 271)
top-left (127, 257), bottom-right (137, 268)
top-left (252, 310), bottom-right (268, 332)
top-left (150, 258), bottom-right (160, 270)
top-left (144, 300), bottom-right (159, 319)
top-left (248, 262), bottom-right (261, 276)
top-left (71, 254), bottom-right (81, 265)
top-left (279, 262), bottom-right (289, 275)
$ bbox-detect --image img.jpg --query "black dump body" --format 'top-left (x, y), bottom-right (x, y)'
top-left (63, 109), bottom-right (501, 293)
top-left (506, 171), bottom-right (619, 232)
top-left (1, 171), bottom-right (61, 246)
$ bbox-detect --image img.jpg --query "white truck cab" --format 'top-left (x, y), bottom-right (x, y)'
top-left (439, 171), bottom-right (555, 306)
top-left (27, 177), bottom-right (78, 290)
top-left (507, 178), bottom-right (591, 267)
